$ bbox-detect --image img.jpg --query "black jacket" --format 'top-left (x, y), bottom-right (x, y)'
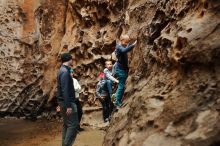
top-left (57, 65), bottom-right (75, 107)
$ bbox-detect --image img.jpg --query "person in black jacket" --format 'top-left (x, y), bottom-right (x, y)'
top-left (57, 53), bottom-right (79, 146)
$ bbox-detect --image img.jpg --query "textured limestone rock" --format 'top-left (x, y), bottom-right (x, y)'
top-left (0, 0), bottom-right (67, 117)
top-left (0, 0), bottom-right (120, 117)
top-left (1, 0), bottom-right (220, 145)
top-left (103, 0), bottom-right (220, 146)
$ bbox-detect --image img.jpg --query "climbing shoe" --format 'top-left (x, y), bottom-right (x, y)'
top-left (114, 102), bottom-right (122, 107)
top-left (111, 94), bottom-right (116, 103)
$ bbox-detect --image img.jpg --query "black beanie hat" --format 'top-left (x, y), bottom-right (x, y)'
top-left (61, 53), bottom-right (72, 62)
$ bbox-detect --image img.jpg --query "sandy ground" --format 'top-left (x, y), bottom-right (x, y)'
top-left (43, 129), bottom-right (105, 146)
top-left (0, 118), bottom-right (105, 146)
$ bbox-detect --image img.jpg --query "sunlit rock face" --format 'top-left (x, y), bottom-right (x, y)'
top-left (1, 0), bottom-right (220, 145)
top-left (0, 0), bottom-right (67, 117)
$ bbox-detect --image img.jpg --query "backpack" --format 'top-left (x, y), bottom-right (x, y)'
top-left (96, 80), bottom-right (106, 91)
top-left (96, 80), bottom-right (108, 98)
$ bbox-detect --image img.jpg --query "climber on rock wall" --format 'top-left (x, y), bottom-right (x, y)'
top-left (112, 34), bottom-right (137, 107)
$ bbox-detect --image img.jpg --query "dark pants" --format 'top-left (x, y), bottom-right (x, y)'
top-left (75, 98), bottom-right (83, 124)
top-left (100, 96), bottom-right (114, 122)
top-left (59, 102), bottom-right (79, 146)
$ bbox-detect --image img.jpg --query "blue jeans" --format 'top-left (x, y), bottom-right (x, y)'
top-left (115, 68), bottom-right (128, 105)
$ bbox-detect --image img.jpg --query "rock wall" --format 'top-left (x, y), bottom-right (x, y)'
top-left (0, 0), bottom-right (67, 117)
top-left (102, 0), bottom-right (220, 146)
top-left (1, 0), bottom-right (220, 145)
top-left (0, 0), bottom-right (119, 117)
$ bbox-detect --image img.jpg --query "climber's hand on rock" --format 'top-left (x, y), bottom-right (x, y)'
top-left (133, 40), bottom-right (137, 45)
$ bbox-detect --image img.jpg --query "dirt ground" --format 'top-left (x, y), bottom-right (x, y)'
top-left (0, 118), bottom-right (105, 146)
